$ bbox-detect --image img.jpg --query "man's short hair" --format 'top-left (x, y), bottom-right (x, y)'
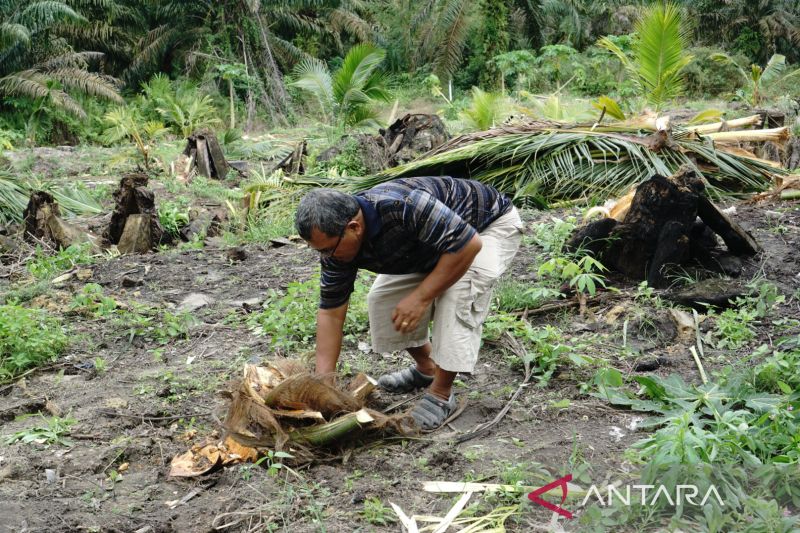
top-left (295, 188), bottom-right (360, 240)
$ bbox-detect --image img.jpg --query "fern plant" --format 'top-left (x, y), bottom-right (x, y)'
top-left (598, 2), bottom-right (692, 111)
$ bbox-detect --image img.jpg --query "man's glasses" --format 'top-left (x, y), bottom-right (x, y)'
top-left (318, 224), bottom-right (347, 258)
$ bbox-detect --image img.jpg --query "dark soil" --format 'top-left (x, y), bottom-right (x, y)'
top-left (1, 198), bottom-right (799, 533)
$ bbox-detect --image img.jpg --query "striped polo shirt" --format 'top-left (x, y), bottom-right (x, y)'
top-left (319, 176), bottom-right (512, 309)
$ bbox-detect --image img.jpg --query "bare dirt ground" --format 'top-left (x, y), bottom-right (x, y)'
top-left (1, 155), bottom-right (799, 532)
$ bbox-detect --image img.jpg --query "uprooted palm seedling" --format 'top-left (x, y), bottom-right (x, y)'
top-left (169, 359), bottom-right (409, 477)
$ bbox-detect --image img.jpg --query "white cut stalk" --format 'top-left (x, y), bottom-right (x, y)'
top-left (432, 492), bottom-right (473, 533)
top-left (390, 501), bottom-right (419, 533)
top-left (423, 480), bottom-right (587, 497)
top-left (705, 127), bottom-right (788, 143)
top-left (686, 114), bottom-right (762, 134)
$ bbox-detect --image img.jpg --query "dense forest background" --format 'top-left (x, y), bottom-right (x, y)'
top-left (1, 0), bottom-right (799, 147)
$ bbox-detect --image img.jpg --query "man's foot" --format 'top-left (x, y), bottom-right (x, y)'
top-left (411, 392), bottom-right (456, 430)
top-left (377, 366), bottom-right (434, 393)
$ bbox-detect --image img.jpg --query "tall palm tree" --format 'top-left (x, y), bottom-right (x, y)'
top-left (0, 0), bottom-right (123, 118)
top-left (123, 0), bottom-right (376, 126)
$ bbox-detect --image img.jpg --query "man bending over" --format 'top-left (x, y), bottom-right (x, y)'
top-left (295, 176), bottom-right (522, 430)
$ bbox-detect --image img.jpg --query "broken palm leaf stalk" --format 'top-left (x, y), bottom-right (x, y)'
top-left (170, 360), bottom-right (407, 475)
top-left (366, 126), bottom-right (785, 206)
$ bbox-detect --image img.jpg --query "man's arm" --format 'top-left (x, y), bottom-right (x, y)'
top-left (315, 301), bottom-right (349, 375)
top-left (392, 233), bottom-right (482, 333)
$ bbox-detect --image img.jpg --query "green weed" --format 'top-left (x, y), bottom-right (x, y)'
top-left (247, 274), bottom-right (371, 351)
top-left (69, 283), bottom-right (117, 317)
top-left (27, 242), bottom-right (97, 280)
top-left (4, 415), bottom-right (76, 447)
top-left (360, 497), bottom-right (396, 526)
top-left (0, 304), bottom-right (68, 380)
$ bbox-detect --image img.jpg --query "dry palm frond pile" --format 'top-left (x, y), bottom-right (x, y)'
top-left (169, 360), bottom-right (408, 476)
top-left (366, 114), bottom-right (788, 205)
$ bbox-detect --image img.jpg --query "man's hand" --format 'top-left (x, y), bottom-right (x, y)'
top-left (391, 234), bottom-right (483, 333)
top-left (392, 292), bottom-right (431, 333)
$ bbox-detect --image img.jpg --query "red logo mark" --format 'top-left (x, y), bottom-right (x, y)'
top-left (528, 474), bottom-right (573, 519)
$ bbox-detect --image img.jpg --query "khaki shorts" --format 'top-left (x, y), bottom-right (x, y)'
top-left (367, 207), bottom-right (523, 373)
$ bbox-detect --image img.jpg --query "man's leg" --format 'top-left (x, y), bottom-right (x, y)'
top-left (368, 273), bottom-right (438, 392)
top-left (413, 208), bottom-right (524, 428)
top-left (406, 343), bottom-right (435, 375)
top-left (407, 343), bottom-right (456, 401)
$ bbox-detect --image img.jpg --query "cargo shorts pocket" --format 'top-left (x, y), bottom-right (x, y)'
top-left (455, 276), bottom-right (494, 329)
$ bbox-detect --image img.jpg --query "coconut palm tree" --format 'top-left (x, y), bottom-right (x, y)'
top-left (290, 43), bottom-right (391, 128)
top-left (0, 0), bottom-right (123, 118)
top-left (598, 2), bottom-right (692, 111)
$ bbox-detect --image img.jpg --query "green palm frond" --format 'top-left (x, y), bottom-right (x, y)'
top-left (634, 2), bottom-right (692, 108)
top-left (460, 87), bottom-right (507, 131)
top-left (599, 2), bottom-right (692, 111)
top-left (428, 0), bottom-right (471, 81)
top-left (362, 126), bottom-right (781, 206)
top-left (0, 173), bottom-right (28, 226)
top-left (290, 57), bottom-right (334, 120)
top-left (124, 24), bottom-right (176, 81)
top-left (0, 22), bottom-right (30, 48)
top-left (16, 1), bottom-right (85, 29)
top-left (328, 7), bottom-right (374, 44)
top-left (34, 51), bottom-right (102, 70)
top-left (47, 68), bottom-right (123, 102)
top-left (267, 33), bottom-right (310, 66)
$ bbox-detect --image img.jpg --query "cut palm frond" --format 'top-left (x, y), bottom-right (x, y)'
top-left (0, 172), bottom-right (102, 225)
top-left (362, 125), bottom-right (783, 205)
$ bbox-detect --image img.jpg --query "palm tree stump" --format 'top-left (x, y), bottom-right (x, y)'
top-left (567, 167), bottom-right (760, 287)
top-left (182, 130), bottom-right (230, 179)
top-left (23, 191), bottom-right (96, 250)
top-left (105, 173), bottom-right (170, 252)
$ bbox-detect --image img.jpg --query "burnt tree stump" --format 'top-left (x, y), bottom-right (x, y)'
top-left (106, 173), bottom-right (170, 252)
top-left (567, 167), bottom-right (760, 287)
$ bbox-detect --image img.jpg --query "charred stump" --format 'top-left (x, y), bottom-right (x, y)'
top-left (23, 191), bottom-right (95, 250)
top-left (380, 113), bottom-right (450, 166)
top-left (106, 173), bottom-right (170, 253)
top-left (182, 130), bottom-right (230, 179)
top-left (313, 114), bottom-right (450, 175)
top-left (567, 167), bottom-right (760, 287)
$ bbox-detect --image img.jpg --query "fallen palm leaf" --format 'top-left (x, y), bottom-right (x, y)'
top-left (367, 118), bottom-right (784, 205)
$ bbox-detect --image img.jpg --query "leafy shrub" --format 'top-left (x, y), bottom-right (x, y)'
top-left (313, 138), bottom-right (368, 176)
top-left (683, 47), bottom-right (746, 97)
top-left (0, 305), bottom-right (68, 380)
